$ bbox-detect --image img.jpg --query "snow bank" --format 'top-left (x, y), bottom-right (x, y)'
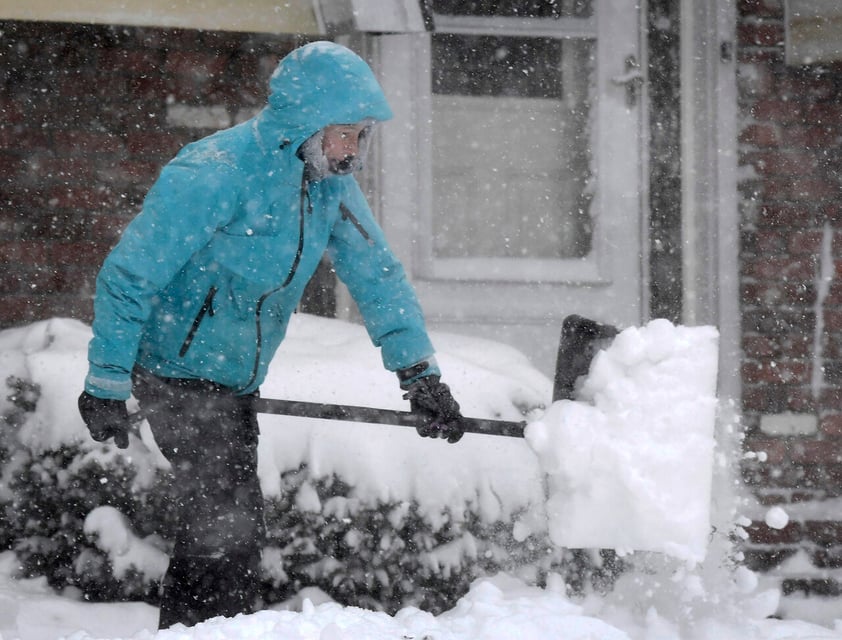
top-left (5, 316), bottom-right (842, 639)
top-left (53, 573), bottom-right (633, 640)
top-left (0, 316), bottom-right (720, 561)
top-left (525, 320), bottom-right (719, 562)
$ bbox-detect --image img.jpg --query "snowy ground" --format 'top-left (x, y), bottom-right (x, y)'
top-left (0, 314), bottom-right (841, 639)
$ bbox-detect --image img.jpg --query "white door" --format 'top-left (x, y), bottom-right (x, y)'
top-left (367, 0), bottom-right (645, 377)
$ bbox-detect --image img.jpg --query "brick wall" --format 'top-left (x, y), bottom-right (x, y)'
top-left (0, 21), bottom-right (302, 324)
top-left (737, 0), bottom-right (842, 595)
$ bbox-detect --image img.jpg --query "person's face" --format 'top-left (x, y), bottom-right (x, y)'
top-left (322, 124), bottom-right (368, 174)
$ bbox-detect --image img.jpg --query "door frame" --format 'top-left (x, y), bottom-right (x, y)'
top-left (680, 0), bottom-right (740, 402)
top-left (360, 3), bottom-right (647, 377)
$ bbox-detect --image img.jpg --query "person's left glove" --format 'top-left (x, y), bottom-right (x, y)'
top-left (401, 375), bottom-right (465, 443)
top-left (77, 391), bottom-right (130, 449)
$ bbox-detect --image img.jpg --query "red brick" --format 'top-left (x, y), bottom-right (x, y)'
top-left (805, 521), bottom-right (842, 547)
top-left (51, 130), bottom-right (124, 155)
top-left (738, 47), bottom-right (784, 66)
top-left (821, 415), bottom-right (842, 438)
top-left (825, 333), bottom-right (842, 359)
top-left (124, 131), bottom-right (184, 158)
top-left (820, 387), bottom-right (842, 409)
top-left (165, 50), bottom-right (228, 81)
top-left (765, 176), bottom-right (838, 201)
top-left (788, 229), bottom-right (826, 254)
top-left (791, 439), bottom-right (842, 464)
top-left (805, 102), bottom-right (842, 127)
top-left (0, 153), bottom-right (28, 183)
top-left (743, 256), bottom-right (816, 280)
top-left (0, 98), bottom-right (26, 125)
top-left (737, 22), bottom-right (785, 48)
top-left (758, 203), bottom-right (816, 226)
top-left (812, 548), bottom-right (842, 568)
top-left (0, 264), bottom-right (88, 296)
top-left (742, 360), bottom-right (810, 385)
top-left (55, 72), bottom-right (120, 99)
top-left (89, 214), bottom-right (132, 242)
top-left (126, 75), bottom-right (171, 103)
top-left (747, 520), bottom-right (803, 545)
top-left (778, 75), bottom-right (840, 103)
top-left (744, 460), bottom-right (825, 489)
top-left (741, 282), bottom-right (784, 306)
top-left (743, 280), bottom-right (816, 307)
top-left (743, 335), bottom-right (777, 357)
top-left (743, 332), bottom-right (813, 358)
top-left (738, 0), bottom-right (784, 19)
top-left (0, 125), bottom-right (51, 151)
top-left (824, 310), bottom-right (842, 332)
top-left (0, 241), bottom-right (49, 265)
top-left (781, 124), bottom-right (840, 150)
top-left (750, 98), bottom-right (806, 124)
top-left (743, 435), bottom-right (790, 464)
top-left (824, 204), bottom-right (842, 225)
top-left (27, 155), bottom-right (97, 184)
top-left (748, 150), bottom-right (818, 177)
top-left (99, 48), bottom-right (164, 75)
top-left (739, 123), bottom-right (781, 147)
top-left (0, 293), bottom-right (94, 325)
top-left (45, 243), bottom-right (108, 269)
top-left (45, 185), bottom-right (124, 211)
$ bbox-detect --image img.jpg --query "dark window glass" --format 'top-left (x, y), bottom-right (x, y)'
top-left (432, 34), bottom-right (562, 99)
top-left (430, 32), bottom-right (595, 261)
top-left (432, 0), bottom-right (593, 19)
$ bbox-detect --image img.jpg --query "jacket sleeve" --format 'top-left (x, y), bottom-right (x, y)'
top-left (326, 179), bottom-right (437, 373)
top-left (85, 154), bottom-right (240, 400)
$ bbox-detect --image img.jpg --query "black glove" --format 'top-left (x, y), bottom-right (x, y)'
top-left (402, 375), bottom-right (464, 443)
top-left (77, 391), bottom-right (130, 449)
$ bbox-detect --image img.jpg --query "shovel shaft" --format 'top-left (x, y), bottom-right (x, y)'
top-left (253, 397), bottom-right (526, 438)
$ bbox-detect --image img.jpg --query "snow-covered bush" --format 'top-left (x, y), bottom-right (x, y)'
top-left (0, 371), bottom-right (600, 614)
top-left (257, 465), bottom-right (625, 614)
top-left (0, 317), bottom-right (576, 613)
top-left (1, 377), bottom-right (173, 600)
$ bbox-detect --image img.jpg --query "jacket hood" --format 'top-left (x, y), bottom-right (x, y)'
top-left (256, 41), bottom-right (393, 151)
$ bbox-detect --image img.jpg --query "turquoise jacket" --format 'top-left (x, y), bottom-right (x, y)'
top-left (85, 42), bottom-right (436, 400)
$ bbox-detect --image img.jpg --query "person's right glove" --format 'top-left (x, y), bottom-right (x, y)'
top-left (77, 391), bottom-right (130, 449)
top-left (401, 375), bottom-right (465, 443)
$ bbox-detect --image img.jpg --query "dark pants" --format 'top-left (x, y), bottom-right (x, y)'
top-left (133, 369), bottom-right (266, 629)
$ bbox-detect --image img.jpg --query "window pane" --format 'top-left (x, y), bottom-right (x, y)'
top-left (431, 34), bottom-right (595, 260)
top-left (433, 35), bottom-right (562, 98)
top-left (432, 0), bottom-right (593, 19)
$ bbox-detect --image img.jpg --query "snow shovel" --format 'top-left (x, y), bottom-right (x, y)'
top-left (252, 315), bottom-right (618, 438)
top-left (253, 397), bottom-right (527, 438)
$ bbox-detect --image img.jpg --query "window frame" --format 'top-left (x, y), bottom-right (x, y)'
top-left (415, 10), bottom-right (612, 284)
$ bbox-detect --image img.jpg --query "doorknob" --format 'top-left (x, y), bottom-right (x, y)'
top-left (611, 55), bottom-right (644, 108)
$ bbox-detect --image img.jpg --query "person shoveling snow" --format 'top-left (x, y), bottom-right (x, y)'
top-left (76, 41), bottom-right (467, 629)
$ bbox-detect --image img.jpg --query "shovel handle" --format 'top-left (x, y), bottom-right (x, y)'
top-left (253, 397), bottom-right (526, 438)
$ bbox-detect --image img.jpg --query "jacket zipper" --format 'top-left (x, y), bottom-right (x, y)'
top-left (339, 202), bottom-right (372, 244)
top-left (247, 289), bottom-right (275, 391)
top-left (241, 171), bottom-right (311, 392)
top-left (179, 285), bottom-right (217, 357)
top-left (283, 172), bottom-right (310, 287)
